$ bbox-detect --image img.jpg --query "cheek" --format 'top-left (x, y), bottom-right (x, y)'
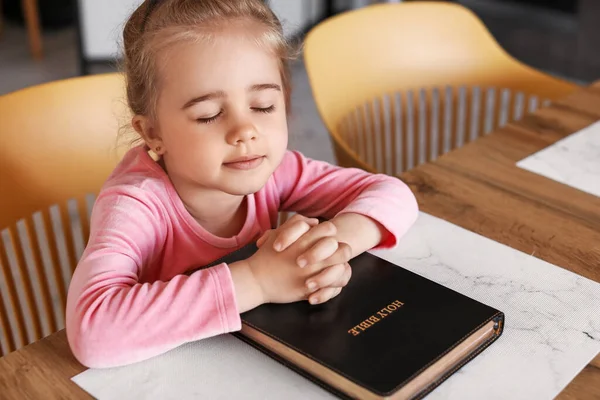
top-left (170, 137), bottom-right (224, 174)
top-left (268, 112), bottom-right (288, 136)
top-left (270, 120), bottom-right (289, 155)
top-left (191, 134), bottom-right (227, 164)
top-left (277, 116), bottom-right (289, 144)
top-left (262, 116), bottom-right (287, 140)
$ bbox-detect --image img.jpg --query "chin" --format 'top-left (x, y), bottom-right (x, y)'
top-left (221, 177), bottom-right (269, 196)
top-left (220, 160), bottom-right (278, 196)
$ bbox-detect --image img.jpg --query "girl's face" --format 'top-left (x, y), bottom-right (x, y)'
top-left (142, 23), bottom-right (288, 197)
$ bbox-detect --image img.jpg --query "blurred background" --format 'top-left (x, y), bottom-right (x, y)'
top-left (0, 0), bottom-right (598, 162)
top-left (1, 0), bottom-right (598, 95)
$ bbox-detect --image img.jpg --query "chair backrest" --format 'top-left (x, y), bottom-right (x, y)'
top-left (0, 73), bottom-right (131, 355)
top-left (303, 1), bottom-right (579, 173)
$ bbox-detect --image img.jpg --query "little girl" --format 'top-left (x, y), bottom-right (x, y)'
top-left (66, 0), bottom-right (419, 369)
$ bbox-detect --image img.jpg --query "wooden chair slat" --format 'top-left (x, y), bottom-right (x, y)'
top-left (499, 88), bottom-right (511, 127)
top-left (336, 85), bottom-right (554, 175)
top-left (48, 205), bottom-right (73, 296)
top-left (484, 87), bottom-right (496, 135)
top-left (455, 86), bottom-right (467, 150)
top-left (514, 91), bottom-right (525, 121)
top-left (1, 228), bottom-right (40, 344)
top-left (0, 289), bottom-right (15, 355)
top-left (417, 88), bottom-right (427, 166)
top-left (528, 94), bottom-right (539, 113)
top-left (381, 94), bottom-right (393, 175)
top-left (16, 219), bottom-right (54, 337)
top-left (405, 90), bottom-right (416, 171)
top-left (67, 199), bottom-right (86, 263)
top-left (467, 85), bottom-right (479, 142)
top-left (429, 87), bottom-right (440, 163)
top-left (0, 197), bottom-right (101, 354)
top-left (360, 104), bottom-right (369, 167)
top-left (0, 237), bottom-right (27, 352)
top-left (392, 92), bottom-right (403, 175)
top-left (369, 99), bottom-right (380, 173)
top-left (443, 86), bottom-right (453, 156)
top-left (31, 212), bottom-right (62, 332)
top-left (33, 211), bottom-right (67, 329)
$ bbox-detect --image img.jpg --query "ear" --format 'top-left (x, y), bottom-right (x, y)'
top-left (132, 115), bottom-right (165, 155)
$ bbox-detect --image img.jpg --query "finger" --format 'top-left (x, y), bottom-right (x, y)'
top-left (305, 263), bottom-right (346, 291)
top-left (256, 230), bottom-right (272, 248)
top-left (296, 236), bottom-right (339, 268)
top-left (331, 287), bottom-right (342, 299)
top-left (293, 221), bottom-right (337, 255)
top-left (312, 242), bottom-right (353, 270)
top-left (333, 263), bottom-right (352, 287)
top-left (283, 214), bottom-right (319, 228)
top-left (272, 216), bottom-right (319, 252)
top-left (308, 286), bottom-right (340, 305)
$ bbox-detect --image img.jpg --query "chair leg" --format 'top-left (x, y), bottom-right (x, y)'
top-left (0, 0), bottom-right (4, 38)
top-left (20, 0), bottom-right (43, 60)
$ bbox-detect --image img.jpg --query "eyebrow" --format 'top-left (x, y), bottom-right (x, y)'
top-left (182, 91), bottom-right (225, 109)
top-left (249, 83), bottom-right (281, 92)
top-left (182, 83), bottom-right (281, 109)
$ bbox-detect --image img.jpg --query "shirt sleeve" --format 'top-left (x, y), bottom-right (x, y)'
top-left (273, 151), bottom-right (419, 249)
top-left (65, 186), bottom-right (240, 369)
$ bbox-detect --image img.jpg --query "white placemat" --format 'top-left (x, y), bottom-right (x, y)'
top-left (72, 212), bottom-right (600, 399)
top-left (516, 120), bottom-right (600, 197)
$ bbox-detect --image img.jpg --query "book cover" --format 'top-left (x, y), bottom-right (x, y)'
top-left (196, 243), bottom-right (504, 400)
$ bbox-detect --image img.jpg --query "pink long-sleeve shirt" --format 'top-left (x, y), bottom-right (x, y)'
top-left (66, 145), bottom-right (418, 368)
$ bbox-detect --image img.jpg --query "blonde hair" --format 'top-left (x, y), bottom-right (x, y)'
top-left (122, 0), bottom-right (296, 123)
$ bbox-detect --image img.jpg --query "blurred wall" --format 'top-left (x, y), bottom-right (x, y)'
top-left (78, 0), bottom-right (141, 61)
top-left (77, 0), bottom-right (327, 63)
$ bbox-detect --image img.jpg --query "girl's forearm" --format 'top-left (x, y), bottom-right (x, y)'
top-left (330, 213), bottom-right (388, 258)
top-left (228, 260), bottom-right (264, 313)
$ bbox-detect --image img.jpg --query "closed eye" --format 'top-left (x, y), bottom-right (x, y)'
top-left (252, 105), bottom-right (275, 114)
top-left (197, 111), bottom-right (222, 124)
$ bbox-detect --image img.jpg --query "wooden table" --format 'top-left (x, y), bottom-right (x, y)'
top-left (400, 81), bottom-right (600, 400)
top-left (1, 83), bottom-right (600, 399)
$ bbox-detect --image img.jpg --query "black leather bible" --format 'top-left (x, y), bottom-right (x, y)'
top-left (198, 243), bottom-right (504, 400)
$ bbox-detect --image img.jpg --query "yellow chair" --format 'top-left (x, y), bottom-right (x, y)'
top-left (303, 1), bottom-right (580, 174)
top-left (0, 73), bottom-right (131, 356)
top-left (0, 73), bottom-right (291, 356)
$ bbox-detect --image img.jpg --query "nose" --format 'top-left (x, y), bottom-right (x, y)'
top-left (226, 122), bottom-right (258, 145)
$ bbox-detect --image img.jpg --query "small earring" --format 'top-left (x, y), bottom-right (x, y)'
top-left (155, 146), bottom-right (162, 153)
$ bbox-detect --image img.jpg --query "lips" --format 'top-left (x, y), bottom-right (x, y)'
top-left (223, 155), bottom-right (265, 170)
top-left (225, 155), bottom-right (263, 163)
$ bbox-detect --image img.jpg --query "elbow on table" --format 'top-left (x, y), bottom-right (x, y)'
top-left (365, 174), bottom-right (420, 248)
top-left (386, 173), bottom-right (420, 224)
top-left (66, 318), bottom-right (114, 369)
top-left (403, 179), bottom-right (420, 225)
top-left (395, 181), bottom-right (420, 246)
top-left (65, 305), bottom-right (130, 369)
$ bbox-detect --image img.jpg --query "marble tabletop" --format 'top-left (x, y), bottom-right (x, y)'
top-left (71, 212), bottom-right (600, 400)
top-left (517, 120), bottom-right (600, 198)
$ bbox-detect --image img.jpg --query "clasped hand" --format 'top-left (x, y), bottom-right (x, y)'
top-left (247, 214), bottom-right (353, 305)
